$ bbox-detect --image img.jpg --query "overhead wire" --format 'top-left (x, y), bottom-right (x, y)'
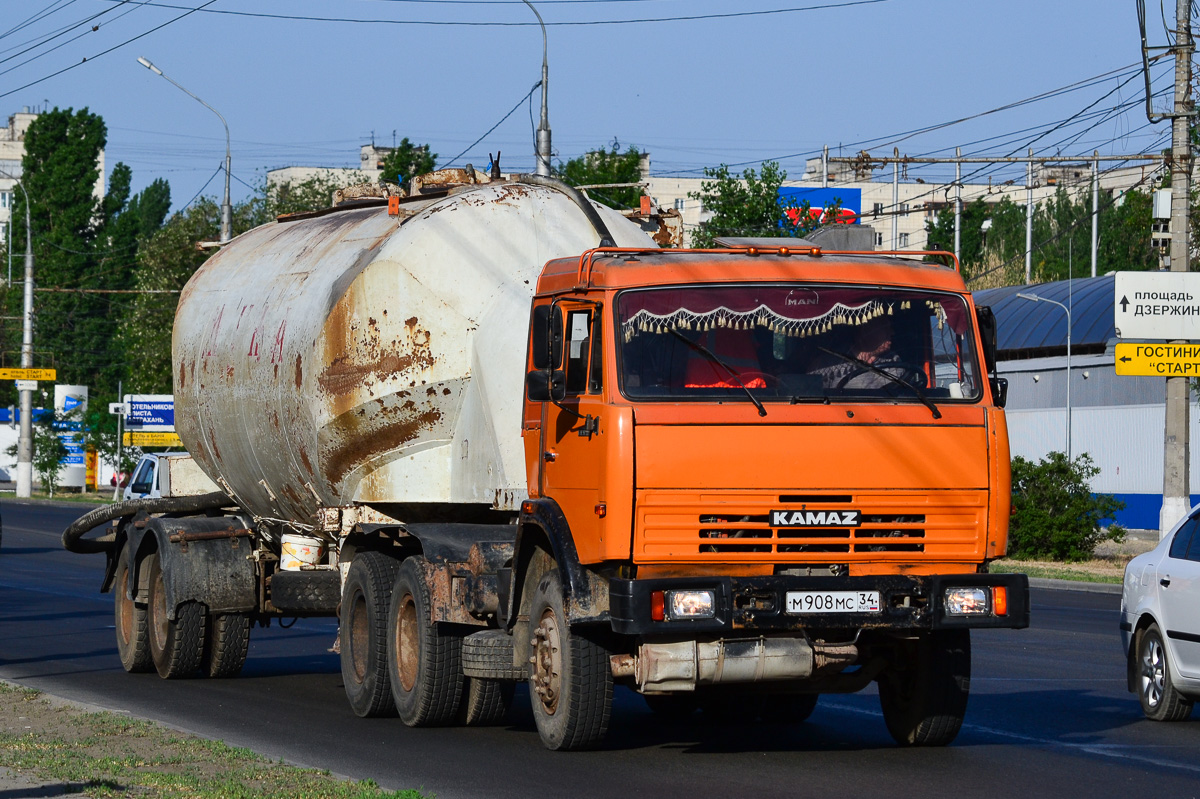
top-left (0, 0), bottom-right (219, 101)
top-left (90, 0), bottom-right (891, 26)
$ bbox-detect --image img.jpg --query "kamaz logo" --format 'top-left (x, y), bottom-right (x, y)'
top-left (771, 510), bottom-right (861, 527)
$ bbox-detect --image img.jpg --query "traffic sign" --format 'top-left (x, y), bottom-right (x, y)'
top-left (123, 394), bottom-right (175, 431)
top-left (0, 367), bottom-right (56, 381)
top-left (15, 380), bottom-right (36, 392)
top-left (1114, 271), bottom-right (1200, 340)
top-left (123, 431), bottom-right (182, 447)
top-left (1115, 342), bottom-right (1200, 376)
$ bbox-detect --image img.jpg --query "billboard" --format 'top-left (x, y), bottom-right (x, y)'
top-left (54, 384), bottom-right (87, 488)
top-left (124, 394), bottom-right (175, 431)
top-left (777, 187), bottom-right (862, 226)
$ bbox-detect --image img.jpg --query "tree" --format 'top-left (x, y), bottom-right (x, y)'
top-left (924, 198), bottom-right (993, 274)
top-left (0, 108), bottom-right (172, 415)
top-left (688, 161), bottom-right (842, 248)
top-left (118, 198), bottom-right (222, 394)
top-left (938, 187), bottom-right (1158, 285)
top-left (377, 138), bottom-right (436, 192)
top-left (557, 142), bottom-right (644, 210)
top-left (1009, 451), bottom-right (1125, 561)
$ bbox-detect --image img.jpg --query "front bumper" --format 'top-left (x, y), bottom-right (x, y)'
top-left (609, 572), bottom-right (1029, 636)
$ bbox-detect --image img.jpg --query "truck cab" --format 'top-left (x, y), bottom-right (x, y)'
top-left (515, 245), bottom-right (1027, 748)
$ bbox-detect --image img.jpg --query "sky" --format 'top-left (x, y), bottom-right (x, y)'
top-left (0, 0), bottom-right (1179, 213)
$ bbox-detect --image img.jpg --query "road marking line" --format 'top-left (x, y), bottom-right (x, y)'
top-left (823, 701), bottom-right (1200, 774)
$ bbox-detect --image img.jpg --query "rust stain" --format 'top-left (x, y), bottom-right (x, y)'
top-left (405, 317), bottom-right (418, 327)
top-left (442, 388), bottom-right (452, 396)
top-left (225, 366), bottom-right (234, 379)
top-left (178, 360), bottom-right (186, 389)
top-left (318, 332), bottom-right (434, 395)
top-left (298, 446), bottom-right (314, 475)
top-left (295, 354), bottom-right (303, 389)
top-left (274, 364), bottom-right (279, 380)
top-left (324, 406), bottom-right (443, 483)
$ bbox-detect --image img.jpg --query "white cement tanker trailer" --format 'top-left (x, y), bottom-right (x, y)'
top-left (63, 171), bottom-right (666, 732)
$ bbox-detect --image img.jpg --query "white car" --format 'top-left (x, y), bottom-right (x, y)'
top-left (1120, 508), bottom-right (1200, 721)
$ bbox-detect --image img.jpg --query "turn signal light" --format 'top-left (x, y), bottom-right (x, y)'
top-left (650, 590), bottom-right (665, 621)
top-left (992, 586), bottom-right (1008, 616)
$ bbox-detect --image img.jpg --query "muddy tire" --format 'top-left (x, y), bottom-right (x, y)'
top-left (146, 553), bottom-right (206, 679)
top-left (340, 552), bottom-right (400, 717)
top-left (529, 568), bottom-right (612, 750)
top-left (203, 613), bottom-right (251, 678)
top-left (462, 629), bottom-right (524, 681)
top-left (878, 629), bottom-right (970, 746)
top-left (114, 545), bottom-right (153, 673)
top-left (459, 678), bottom-right (514, 727)
top-left (1136, 623), bottom-right (1194, 721)
top-left (387, 557), bottom-right (464, 726)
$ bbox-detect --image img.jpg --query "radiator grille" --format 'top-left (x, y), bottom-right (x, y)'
top-left (636, 491), bottom-right (986, 563)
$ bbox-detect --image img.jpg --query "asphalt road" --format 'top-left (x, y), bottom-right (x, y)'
top-left (2, 500), bottom-right (1198, 799)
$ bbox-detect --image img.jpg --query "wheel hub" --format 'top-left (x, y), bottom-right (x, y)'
top-left (531, 610), bottom-right (562, 715)
top-left (1141, 637), bottom-right (1165, 708)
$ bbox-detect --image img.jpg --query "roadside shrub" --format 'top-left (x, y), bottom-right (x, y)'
top-left (1009, 451), bottom-right (1125, 561)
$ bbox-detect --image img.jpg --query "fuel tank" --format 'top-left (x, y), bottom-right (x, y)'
top-left (172, 176), bottom-right (656, 524)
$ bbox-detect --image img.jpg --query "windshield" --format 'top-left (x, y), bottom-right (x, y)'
top-left (617, 284), bottom-right (983, 403)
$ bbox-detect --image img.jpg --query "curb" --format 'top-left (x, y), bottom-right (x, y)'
top-left (1028, 577), bottom-right (1123, 595)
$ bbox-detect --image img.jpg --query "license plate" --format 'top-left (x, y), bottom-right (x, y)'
top-left (785, 591), bottom-right (881, 614)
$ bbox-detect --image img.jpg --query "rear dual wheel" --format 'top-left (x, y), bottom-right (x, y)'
top-left (146, 554), bottom-right (206, 679)
top-left (114, 545), bottom-right (152, 673)
top-left (387, 557), bottom-right (465, 726)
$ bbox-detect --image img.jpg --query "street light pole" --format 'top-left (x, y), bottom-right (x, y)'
top-left (1, 172), bottom-right (36, 498)
top-left (520, 1), bottom-right (552, 176)
top-left (1017, 292), bottom-right (1072, 460)
top-left (138, 57), bottom-right (232, 242)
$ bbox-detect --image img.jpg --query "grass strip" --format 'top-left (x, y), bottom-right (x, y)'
top-left (0, 684), bottom-right (430, 799)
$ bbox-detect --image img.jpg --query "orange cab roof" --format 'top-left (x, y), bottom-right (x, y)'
top-left (536, 248), bottom-right (970, 296)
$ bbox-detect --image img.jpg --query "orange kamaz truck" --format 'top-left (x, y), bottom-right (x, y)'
top-left (64, 174), bottom-right (1026, 752)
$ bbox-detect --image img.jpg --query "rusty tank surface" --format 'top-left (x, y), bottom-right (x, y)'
top-left (172, 175), bottom-right (657, 524)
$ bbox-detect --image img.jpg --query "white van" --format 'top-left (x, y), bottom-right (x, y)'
top-left (122, 453), bottom-right (219, 501)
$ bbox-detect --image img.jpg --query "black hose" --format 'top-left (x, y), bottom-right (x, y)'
top-left (61, 491), bottom-right (233, 554)
top-left (515, 174), bottom-right (618, 248)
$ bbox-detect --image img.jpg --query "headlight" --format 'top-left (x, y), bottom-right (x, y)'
top-left (944, 586), bottom-right (990, 616)
top-left (665, 589), bottom-right (716, 620)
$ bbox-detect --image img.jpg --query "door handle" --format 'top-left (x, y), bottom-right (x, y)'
top-left (1160, 576), bottom-right (1171, 587)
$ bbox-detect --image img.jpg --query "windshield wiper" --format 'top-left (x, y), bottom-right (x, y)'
top-left (816, 346), bottom-right (942, 419)
top-left (669, 330), bottom-right (767, 417)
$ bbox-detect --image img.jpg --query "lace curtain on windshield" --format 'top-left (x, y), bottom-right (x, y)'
top-left (616, 285), bottom-right (982, 402)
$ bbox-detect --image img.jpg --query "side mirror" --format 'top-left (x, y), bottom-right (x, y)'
top-left (990, 376), bottom-right (1008, 409)
top-left (975, 305), bottom-right (998, 374)
top-left (531, 305), bottom-right (563, 370)
top-left (527, 368), bottom-right (566, 402)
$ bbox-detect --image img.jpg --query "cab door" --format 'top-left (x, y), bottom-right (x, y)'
top-left (538, 304), bottom-right (610, 563)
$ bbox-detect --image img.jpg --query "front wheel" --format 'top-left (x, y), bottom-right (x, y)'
top-left (1137, 623), bottom-right (1194, 721)
top-left (529, 568), bottom-right (612, 750)
top-left (878, 629), bottom-right (970, 746)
